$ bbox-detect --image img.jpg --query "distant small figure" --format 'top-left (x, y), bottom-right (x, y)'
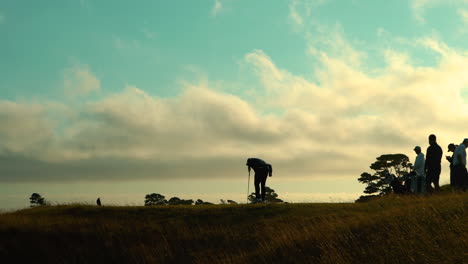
top-left (425, 134), bottom-right (442, 192)
top-left (96, 197), bottom-right (102, 206)
top-left (412, 146), bottom-right (426, 194)
top-left (446, 143), bottom-right (457, 187)
top-left (246, 158), bottom-right (273, 203)
top-left (453, 139), bottom-right (468, 190)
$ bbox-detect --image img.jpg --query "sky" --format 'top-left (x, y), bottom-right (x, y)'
top-left (2, 0), bottom-right (468, 210)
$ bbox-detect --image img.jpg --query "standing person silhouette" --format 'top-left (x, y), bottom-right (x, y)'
top-left (453, 139), bottom-right (468, 190)
top-left (425, 134), bottom-right (443, 192)
top-left (246, 158), bottom-right (272, 203)
top-left (446, 143), bottom-right (457, 187)
top-left (412, 146), bottom-right (426, 193)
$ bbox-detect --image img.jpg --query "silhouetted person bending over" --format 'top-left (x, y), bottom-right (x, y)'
top-left (425, 134), bottom-right (443, 192)
top-left (246, 158), bottom-right (272, 203)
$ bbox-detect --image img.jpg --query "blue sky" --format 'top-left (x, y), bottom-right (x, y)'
top-left (3, 0), bottom-right (465, 101)
top-left (2, 0), bottom-right (468, 209)
top-left (2, 0), bottom-right (468, 100)
top-left (2, 0), bottom-right (304, 100)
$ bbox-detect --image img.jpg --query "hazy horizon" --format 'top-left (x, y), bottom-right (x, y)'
top-left (1, 0), bottom-right (466, 210)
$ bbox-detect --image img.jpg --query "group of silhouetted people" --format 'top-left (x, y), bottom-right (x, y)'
top-left (405, 134), bottom-right (468, 194)
top-left (249, 135), bottom-right (468, 203)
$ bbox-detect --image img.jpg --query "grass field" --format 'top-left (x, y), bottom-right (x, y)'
top-left (0, 192), bottom-right (467, 264)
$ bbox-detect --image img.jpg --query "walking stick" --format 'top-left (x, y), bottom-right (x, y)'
top-left (247, 167), bottom-right (251, 203)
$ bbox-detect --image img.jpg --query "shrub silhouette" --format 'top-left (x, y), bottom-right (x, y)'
top-left (247, 186), bottom-right (284, 203)
top-left (195, 199), bottom-right (213, 205)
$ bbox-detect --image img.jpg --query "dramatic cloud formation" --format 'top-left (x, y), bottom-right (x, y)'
top-left (3, 0), bottom-right (468, 184)
top-left (2, 30), bottom-right (468, 183)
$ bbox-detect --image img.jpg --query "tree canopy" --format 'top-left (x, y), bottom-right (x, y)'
top-left (29, 193), bottom-right (46, 207)
top-left (357, 154), bottom-right (412, 202)
top-left (144, 193), bottom-right (167, 206)
top-left (167, 197), bottom-right (194, 205)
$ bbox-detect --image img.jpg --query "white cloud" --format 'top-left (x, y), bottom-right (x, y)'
top-left (288, 0), bottom-right (329, 29)
top-left (458, 9), bottom-right (468, 34)
top-left (211, 0), bottom-right (223, 16)
top-left (287, 3), bottom-right (366, 68)
top-left (289, 0), bottom-right (304, 26)
top-left (410, 0), bottom-right (433, 23)
top-left (242, 40), bottom-right (468, 159)
top-left (410, 0), bottom-right (468, 23)
top-left (307, 24), bottom-right (367, 67)
top-left (63, 64), bottom-right (100, 96)
top-left (459, 8), bottom-right (468, 22)
top-left (3, 29), bottom-right (468, 185)
top-left (0, 101), bottom-right (56, 155)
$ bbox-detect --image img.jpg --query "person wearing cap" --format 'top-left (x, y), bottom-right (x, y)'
top-left (446, 143), bottom-right (457, 187)
top-left (412, 146), bottom-right (426, 193)
top-left (452, 139), bottom-right (468, 190)
top-left (424, 134), bottom-right (443, 192)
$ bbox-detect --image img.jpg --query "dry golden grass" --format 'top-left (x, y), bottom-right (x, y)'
top-left (0, 192), bottom-right (467, 263)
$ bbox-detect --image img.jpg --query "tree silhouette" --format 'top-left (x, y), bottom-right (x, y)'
top-left (168, 197), bottom-right (181, 205)
top-left (247, 186), bottom-right (284, 203)
top-left (179, 199), bottom-right (194, 205)
top-left (167, 197), bottom-right (194, 205)
top-left (29, 193), bottom-right (45, 207)
top-left (144, 193), bottom-right (167, 206)
top-left (357, 154), bottom-right (412, 202)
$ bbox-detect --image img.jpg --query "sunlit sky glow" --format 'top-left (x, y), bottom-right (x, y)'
top-left (2, 0), bottom-right (468, 209)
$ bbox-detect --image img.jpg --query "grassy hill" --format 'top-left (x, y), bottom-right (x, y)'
top-left (1, 193), bottom-right (467, 264)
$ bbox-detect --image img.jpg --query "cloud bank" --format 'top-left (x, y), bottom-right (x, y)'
top-left (3, 10), bottom-right (468, 183)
